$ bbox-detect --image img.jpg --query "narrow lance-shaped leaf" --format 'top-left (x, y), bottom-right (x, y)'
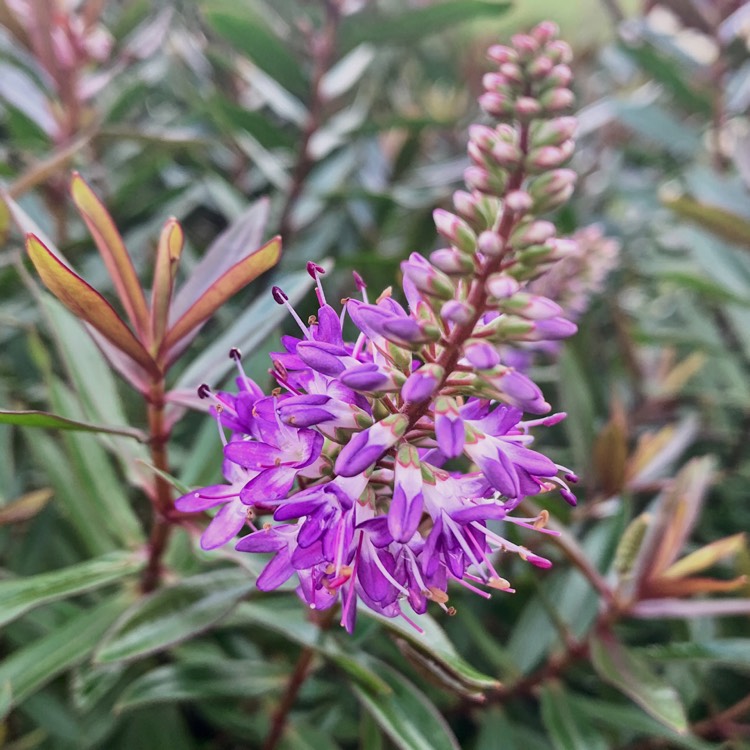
top-left (0, 409), bottom-right (146, 441)
top-left (70, 172), bottom-right (151, 339)
top-left (161, 235), bottom-right (281, 355)
top-left (169, 196), bottom-right (271, 322)
top-left (0, 596), bottom-right (129, 719)
top-left (25, 234), bottom-right (160, 377)
top-left (590, 630), bottom-right (688, 734)
top-left (0, 551), bottom-right (144, 627)
top-left (150, 218), bottom-right (184, 349)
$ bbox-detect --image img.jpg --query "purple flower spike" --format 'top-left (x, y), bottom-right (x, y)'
top-left (334, 413), bottom-right (409, 477)
top-left (176, 22), bottom-right (581, 628)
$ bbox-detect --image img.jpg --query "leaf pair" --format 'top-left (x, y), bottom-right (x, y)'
top-left (23, 174), bottom-right (281, 384)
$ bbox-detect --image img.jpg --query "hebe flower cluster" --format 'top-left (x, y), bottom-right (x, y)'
top-left (177, 22), bottom-right (581, 633)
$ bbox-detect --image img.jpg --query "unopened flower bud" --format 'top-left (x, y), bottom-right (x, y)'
top-left (511, 33), bottom-right (539, 61)
top-left (486, 272), bottom-right (520, 299)
top-left (546, 41), bottom-right (573, 65)
top-left (452, 190), bottom-right (480, 223)
top-left (515, 96), bottom-right (543, 121)
top-left (468, 140), bottom-right (491, 168)
top-left (433, 209), bottom-right (477, 254)
top-left (401, 253), bottom-right (455, 299)
top-left (478, 92), bottom-right (513, 118)
top-left (469, 124), bottom-right (498, 152)
top-left (464, 166), bottom-right (506, 195)
top-left (528, 169), bottom-right (577, 209)
top-left (528, 140), bottom-right (574, 171)
top-left (430, 247), bottom-right (475, 275)
top-left (499, 292), bottom-right (563, 320)
top-left (487, 44), bottom-right (517, 64)
top-left (540, 86), bottom-right (575, 112)
top-left (464, 339), bottom-right (501, 369)
top-left (530, 116), bottom-right (577, 147)
top-left (402, 364), bottom-right (445, 403)
top-left (491, 140), bottom-right (523, 168)
top-left (477, 230), bottom-right (503, 257)
top-left (479, 314), bottom-right (536, 342)
top-left (512, 220), bottom-right (556, 247)
top-left (441, 299), bottom-right (475, 324)
top-left (531, 21), bottom-right (559, 45)
top-left (528, 55), bottom-right (554, 79)
top-left (514, 243), bottom-right (554, 267)
top-left (482, 72), bottom-right (511, 94)
top-left (499, 62), bottom-right (524, 86)
top-left (505, 190), bottom-right (533, 213)
top-left (528, 317), bottom-right (578, 340)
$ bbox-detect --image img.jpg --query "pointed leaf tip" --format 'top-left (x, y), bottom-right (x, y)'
top-left (70, 173), bottom-right (151, 339)
top-left (161, 235), bottom-right (281, 355)
top-left (25, 234), bottom-right (160, 377)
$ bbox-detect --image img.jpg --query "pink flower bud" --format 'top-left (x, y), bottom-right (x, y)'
top-left (540, 86), bottom-right (575, 112)
top-left (464, 166), bottom-right (505, 195)
top-left (430, 247), bottom-right (475, 275)
top-left (511, 33), bottom-right (539, 61)
top-left (487, 44), bottom-right (517, 64)
top-left (531, 21), bottom-right (559, 45)
top-left (491, 140), bottom-right (522, 168)
top-left (528, 56), bottom-right (553, 79)
top-left (433, 209), bottom-right (477, 254)
top-left (531, 116), bottom-right (577, 147)
top-left (499, 62), bottom-right (524, 86)
top-left (441, 299), bottom-right (476, 324)
top-left (512, 220), bottom-right (556, 247)
top-left (479, 91), bottom-right (513, 118)
top-left (477, 230), bottom-right (503, 257)
top-left (486, 273), bottom-right (520, 299)
top-left (528, 144), bottom-right (572, 170)
top-left (505, 190), bottom-right (533, 213)
top-left (515, 96), bottom-right (543, 120)
top-left (468, 140), bottom-right (490, 168)
top-left (469, 124), bottom-right (498, 152)
top-left (547, 40), bottom-right (573, 65)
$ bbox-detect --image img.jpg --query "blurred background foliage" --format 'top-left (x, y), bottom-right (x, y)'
top-left (1, 1), bottom-right (750, 749)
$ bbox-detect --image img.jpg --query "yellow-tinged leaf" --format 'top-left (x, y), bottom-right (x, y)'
top-left (150, 218), bottom-right (184, 348)
top-left (70, 173), bottom-right (151, 339)
top-left (662, 533), bottom-right (747, 580)
top-left (25, 234), bottom-right (160, 376)
top-left (662, 192), bottom-right (750, 250)
top-left (659, 352), bottom-right (706, 396)
top-left (161, 235), bottom-right (281, 354)
top-left (0, 488), bottom-right (53, 526)
top-left (646, 575), bottom-right (748, 598)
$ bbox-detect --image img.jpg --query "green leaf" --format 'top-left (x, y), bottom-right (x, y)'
top-left (201, 2), bottom-right (308, 95)
top-left (0, 409), bottom-right (146, 441)
top-left (362, 605), bottom-right (499, 693)
top-left (228, 599), bottom-right (390, 696)
top-left (115, 659), bottom-right (288, 712)
top-left (0, 596), bottom-right (128, 718)
top-left (95, 569), bottom-right (255, 664)
top-left (636, 639), bottom-right (750, 669)
top-left (340, 1), bottom-right (512, 47)
top-left (540, 682), bottom-right (609, 750)
top-left (25, 234), bottom-right (159, 376)
top-left (0, 552), bottom-right (144, 628)
top-left (566, 695), bottom-right (714, 750)
top-left (590, 631), bottom-right (688, 735)
top-left (350, 658), bottom-right (460, 750)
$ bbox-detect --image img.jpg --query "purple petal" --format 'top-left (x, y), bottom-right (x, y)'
top-left (297, 340), bottom-right (348, 376)
top-left (200, 501), bottom-right (247, 550)
top-left (175, 485), bottom-right (237, 512)
top-left (224, 441), bottom-right (283, 470)
top-left (240, 466), bottom-right (297, 503)
top-left (435, 414), bottom-right (465, 458)
top-left (257, 551), bottom-right (296, 591)
top-left (388, 486), bottom-right (424, 543)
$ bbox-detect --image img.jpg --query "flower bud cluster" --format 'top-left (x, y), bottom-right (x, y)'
top-left (177, 23), bottom-right (581, 633)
